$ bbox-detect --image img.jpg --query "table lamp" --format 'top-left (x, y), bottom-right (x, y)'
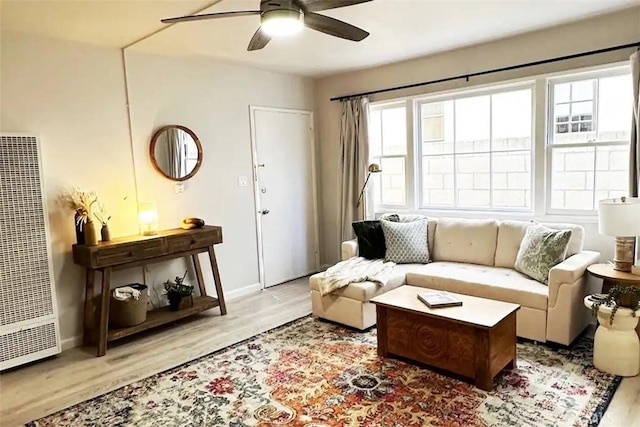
top-left (356, 163), bottom-right (382, 208)
top-left (139, 201), bottom-right (159, 236)
top-left (598, 197), bottom-right (640, 273)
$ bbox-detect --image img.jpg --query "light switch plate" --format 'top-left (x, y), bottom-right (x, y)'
top-left (175, 183), bottom-right (184, 194)
top-left (238, 176), bottom-right (248, 187)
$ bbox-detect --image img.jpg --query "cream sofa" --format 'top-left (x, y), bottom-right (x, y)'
top-left (310, 217), bottom-right (600, 346)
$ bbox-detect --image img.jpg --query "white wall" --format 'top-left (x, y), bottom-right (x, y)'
top-left (315, 7), bottom-right (640, 266)
top-left (0, 30), bottom-right (315, 348)
top-left (123, 48), bottom-right (315, 305)
top-left (0, 30), bottom-right (139, 348)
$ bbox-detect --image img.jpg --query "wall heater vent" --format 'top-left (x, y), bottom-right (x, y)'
top-left (0, 134), bottom-right (60, 370)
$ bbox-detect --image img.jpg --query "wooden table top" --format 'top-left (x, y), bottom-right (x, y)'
top-left (587, 263), bottom-right (640, 284)
top-left (370, 285), bottom-right (520, 329)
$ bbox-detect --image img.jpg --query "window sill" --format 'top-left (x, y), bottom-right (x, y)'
top-left (374, 208), bottom-right (599, 224)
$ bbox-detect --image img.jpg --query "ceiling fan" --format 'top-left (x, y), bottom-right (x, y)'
top-left (161, 0), bottom-right (372, 51)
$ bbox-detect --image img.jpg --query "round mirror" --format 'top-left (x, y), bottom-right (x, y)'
top-left (150, 125), bottom-right (203, 181)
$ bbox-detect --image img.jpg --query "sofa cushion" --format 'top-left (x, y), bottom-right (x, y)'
top-left (406, 262), bottom-right (548, 310)
top-left (515, 224), bottom-right (572, 284)
top-left (352, 215), bottom-right (399, 260)
top-left (495, 220), bottom-right (584, 268)
top-left (432, 218), bottom-right (498, 266)
top-left (309, 264), bottom-right (420, 302)
top-left (381, 219), bottom-right (430, 264)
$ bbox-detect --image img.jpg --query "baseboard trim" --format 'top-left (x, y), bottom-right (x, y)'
top-left (61, 335), bottom-right (82, 351)
top-left (60, 283), bottom-right (264, 352)
top-left (225, 283), bottom-right (263, 300)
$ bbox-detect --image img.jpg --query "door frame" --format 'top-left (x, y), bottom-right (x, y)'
top-left (248, 105), bottom-right (320, 289)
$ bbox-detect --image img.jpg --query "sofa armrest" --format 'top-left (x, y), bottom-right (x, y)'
top-left (548, 250), bottom-right (600, 305)
top-left (341, 240), bottom-right (358, 261)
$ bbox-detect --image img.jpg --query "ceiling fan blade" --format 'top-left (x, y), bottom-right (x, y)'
top-left (161, 10), bottom-right (260, 24)
top-left (247, 27), bottom-right (272, 51)
top-left (304, 12), bottom-right (369, 41)
top-left (297, 0), bottom-right (372, 13)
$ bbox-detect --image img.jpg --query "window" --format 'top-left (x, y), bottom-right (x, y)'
top-left (369, 103), bottom-right (407, 206)
top-left (418, 86), bottom-right (533, 210)
top-left (548, 69), bottom-right (631, 212)
top-left (367, 64), bottom-right (631, 216)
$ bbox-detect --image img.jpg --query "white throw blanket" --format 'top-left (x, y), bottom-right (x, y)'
top-left (317, 257), bottom-right (396, 296)
top-left (113, 286), bottom-right (141, 301)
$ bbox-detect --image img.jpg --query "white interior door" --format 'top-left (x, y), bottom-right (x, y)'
top-left (250, 107), bottom-right (319, 288)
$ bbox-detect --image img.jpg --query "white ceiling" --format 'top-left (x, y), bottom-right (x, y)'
top-left (1, 0), bottom-right (638, 77)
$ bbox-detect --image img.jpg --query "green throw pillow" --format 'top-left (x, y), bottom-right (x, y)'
top-left (514, 223), bottom-right (572, 284)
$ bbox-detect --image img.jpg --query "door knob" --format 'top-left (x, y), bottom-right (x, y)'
top-left (260, 209), bottom-right (270, 215)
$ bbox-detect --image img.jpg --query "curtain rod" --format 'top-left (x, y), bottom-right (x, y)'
top-left (330, 41), bottom-right (640, 102)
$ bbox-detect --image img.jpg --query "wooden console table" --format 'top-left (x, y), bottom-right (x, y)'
top-left (73, 225), bottom-right (226, 357)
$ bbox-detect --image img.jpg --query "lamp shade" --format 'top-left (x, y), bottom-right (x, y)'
top-left (598, 197), bottom-right (640, 237)
top-left (139, 201), bottom-right (159, 236)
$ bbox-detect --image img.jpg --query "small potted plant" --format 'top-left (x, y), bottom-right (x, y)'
top-left (590, 285), bottom-right (640, 325)
top-left (164, 271), bottom-right (194, 311)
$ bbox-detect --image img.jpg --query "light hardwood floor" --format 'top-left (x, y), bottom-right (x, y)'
top-left (1, 279), bottom-right (638, 426)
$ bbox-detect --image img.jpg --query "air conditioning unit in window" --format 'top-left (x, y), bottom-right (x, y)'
top-left (0, 134), bottom-right (61, 370)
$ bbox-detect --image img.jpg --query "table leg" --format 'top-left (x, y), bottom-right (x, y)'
top-left (97, 267), bottom-right (112, 357)
top-left (192, 253), bottom-right (207, 297)
top-left (83, 269), bottom-right (96, 346)
top-left (474, 329), bottom-right (493, 391)
top-left (207, 246), bottom-right (227, 315)
top-left (376, 306), bottom-right (388, 357)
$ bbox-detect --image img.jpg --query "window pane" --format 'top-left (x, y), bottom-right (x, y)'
top-left (550, 147), bottom-right (595, 210)
top-left (379, 157), bottom-right (405, 205)
top-left (492, 151), bottom-right (531, 208)
top-left (456, 153), bottom-right (490, 207)
top-left (422, 100), bottom-right (454, 155)
top-left (381, 107), bottom-right (407, 155)
top-left (422, 155), bottom-right (454, 206)
top-left (423, 117), bottom-right (444, 141)
top-left (595, 145), bottom-right (629, 202)
top-left (571, 101), bottom-right (593, 121)
top-left (555, 83), bottom-right (570, 103)
top-left (571, 80), bottom-right (594, 101)
top-left (492, 89), bottom-right (532, 150)
top-left (555, 104), bottom-right (570, 123)
top-left (455, 95), bottom-right (490, 153)
top-left (369, 108), bottom-right (382, 157)
top-left (598, 74), bottom-right (632, 141)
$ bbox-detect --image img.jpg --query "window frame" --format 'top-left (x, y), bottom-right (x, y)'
top-left (414, 82), bottom-right (536, 213)
top-left (545, 66), bottom-right (631, 216)
top-left (366, 62), bottom-right (631, 220)
top-left (369, 100), bottom-right (412, 210)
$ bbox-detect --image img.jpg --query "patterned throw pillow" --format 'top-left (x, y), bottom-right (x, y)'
top-left (380, 219), bottom-right (429, 264)
top-left (351, 215), bottom-right (399, 259)
top-left (514, 223), bottom-right (572, 284)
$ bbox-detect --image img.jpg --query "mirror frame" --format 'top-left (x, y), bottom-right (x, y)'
top-left (149, 125), bottom-right (203, 182)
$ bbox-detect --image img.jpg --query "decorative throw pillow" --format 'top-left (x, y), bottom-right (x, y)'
top-left (352, 214), bottom-right (399, 259)
top-left (380, 219), bottom-right (429, 264)
top-left (514, 223), bottom-right (572, 284)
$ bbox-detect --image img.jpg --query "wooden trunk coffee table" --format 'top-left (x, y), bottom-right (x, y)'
top-left (371, 286), bottom-right (520, 391)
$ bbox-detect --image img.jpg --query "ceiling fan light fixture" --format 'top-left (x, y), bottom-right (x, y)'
top-left (260, 9), bottom-right (304, 37)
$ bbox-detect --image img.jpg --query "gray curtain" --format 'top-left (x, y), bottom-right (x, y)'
top-left (339, 97), bottom-right (369, 243)
top-left (630, 50), bottom-right (640, 197)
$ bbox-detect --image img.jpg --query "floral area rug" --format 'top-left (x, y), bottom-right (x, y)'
top-left (29, 316), bottom-right (620, 427)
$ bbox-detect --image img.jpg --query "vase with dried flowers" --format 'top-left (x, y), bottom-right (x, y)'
top-left (59, 187), bottom-right (99, 246)
top-left (95, 202), bottom-right (112, 242)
